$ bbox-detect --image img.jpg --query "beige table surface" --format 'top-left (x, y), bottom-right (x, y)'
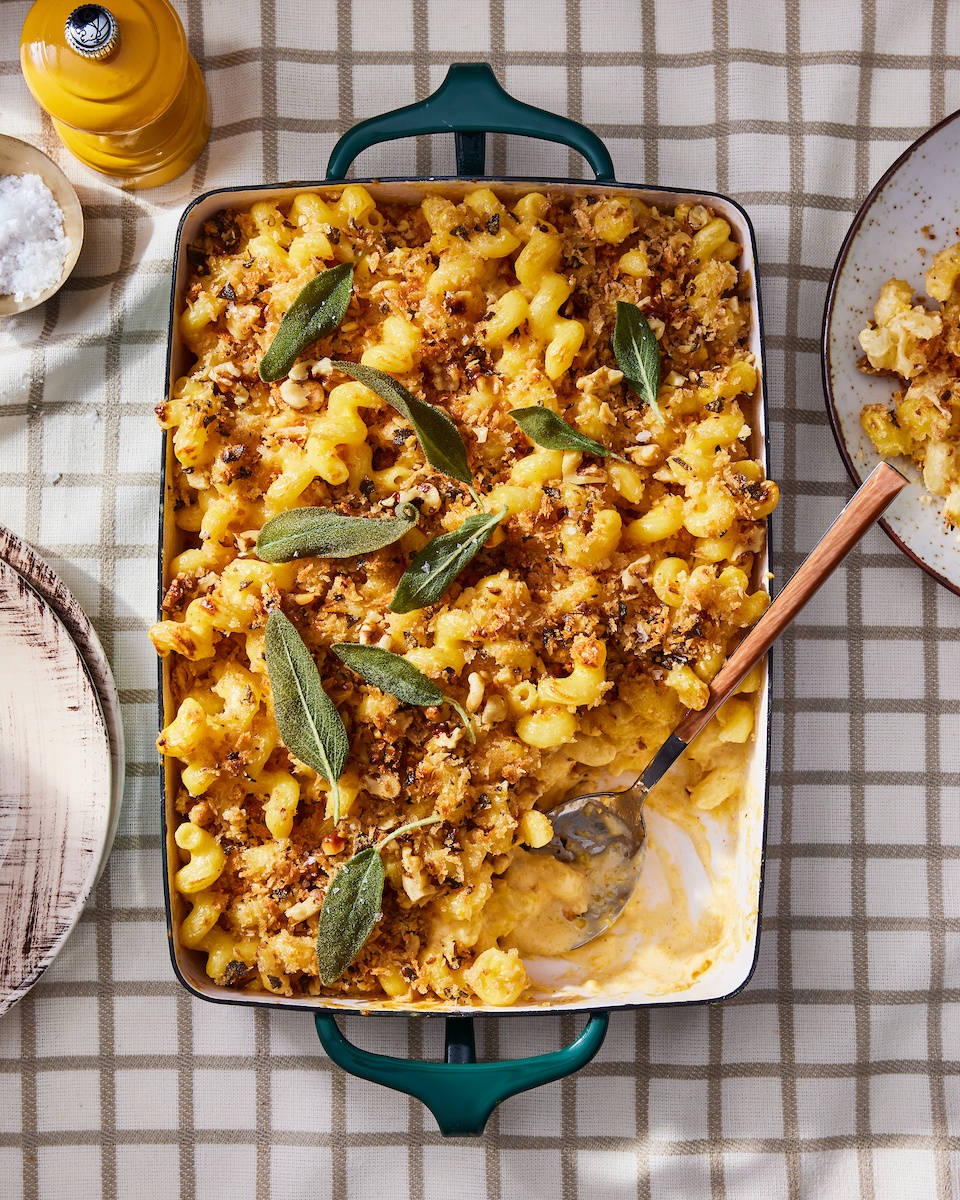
top-left (2, 1), bottom-right (960, 1197)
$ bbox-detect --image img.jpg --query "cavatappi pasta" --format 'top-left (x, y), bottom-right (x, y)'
top-left (858, 241), bottom-right (960, 527)
top-left (152, 184), bottom-right (777, 1007)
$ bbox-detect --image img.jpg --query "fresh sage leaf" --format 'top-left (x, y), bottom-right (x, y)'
top-left (317, 846), bottom-right (384, 985)
top-left (330, 361), bottom-right (475, 492)
top-left (509, 406), bottom-right (625, 461)
top-left (331, 643), bottom-right (476, 742)
top-left (612, 301), bottom-right (663, 422)
top-left (265, 610), bottom-right (349, 822)
top-left (390, 507), bottom-right (506, 615)
top-left (256, 502), bottom-right (419, 563)
top-left (259, 261), bottom-right (355, 382)
top-left (317, 814), bottom-right (442, 984)
top-left (332, 643), bottom-right (443, 705)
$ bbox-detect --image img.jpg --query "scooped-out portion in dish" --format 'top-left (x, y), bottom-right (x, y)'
top-left (858, 240), bottom-right (960, 528)
top-left (151, 183), bottom-right (777, 1008)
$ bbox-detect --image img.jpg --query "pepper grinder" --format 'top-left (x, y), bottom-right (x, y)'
top-left (20, 0), bottom-right (210, 189)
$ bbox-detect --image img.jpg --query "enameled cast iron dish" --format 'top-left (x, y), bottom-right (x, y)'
top-left (159, 64), bottom-right (772, 1136)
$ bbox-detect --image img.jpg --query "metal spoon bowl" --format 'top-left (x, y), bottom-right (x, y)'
top-left (533, 462), bottom-right (908, 951)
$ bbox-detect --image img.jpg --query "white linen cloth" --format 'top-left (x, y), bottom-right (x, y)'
top-left (1, 1), bottom-right (958, 1196)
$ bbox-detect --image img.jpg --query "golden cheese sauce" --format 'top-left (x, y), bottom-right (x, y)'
top-left (476, 699), bottom-right (765, 1006)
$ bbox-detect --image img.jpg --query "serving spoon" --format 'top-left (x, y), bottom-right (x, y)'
top-left (534, 461), bottom-right (909, 951)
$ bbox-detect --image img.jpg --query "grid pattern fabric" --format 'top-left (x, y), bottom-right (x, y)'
top-left (1, 0), bottom-right (959, 1196)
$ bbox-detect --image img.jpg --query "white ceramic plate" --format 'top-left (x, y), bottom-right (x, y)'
top-left (0, 557), bottom-right (112, 1014)
top-left (823, 108), bottom-right (960, 596)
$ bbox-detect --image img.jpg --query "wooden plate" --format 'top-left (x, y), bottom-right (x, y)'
top-left (0, 526), bottom-right (124, 869)
top-left (0, 558), bottom-right (112, 1014)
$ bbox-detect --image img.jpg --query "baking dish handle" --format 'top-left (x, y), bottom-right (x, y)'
top-left (325, 62), bottom-right (617, 182)
top-left (315, 1010), bottom-right (609, 1136)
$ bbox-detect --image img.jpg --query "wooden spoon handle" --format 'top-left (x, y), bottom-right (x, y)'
top-left (674, 462), bottom-right (908, 745)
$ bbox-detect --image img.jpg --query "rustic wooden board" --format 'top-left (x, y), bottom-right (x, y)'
top-left (0, 557), bottom-right (112, 1014)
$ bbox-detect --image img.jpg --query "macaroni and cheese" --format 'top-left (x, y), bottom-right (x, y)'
top-left (153, 184), bottom-right (776, 1007)
top-left (859, 240), bottom-right (960, 527)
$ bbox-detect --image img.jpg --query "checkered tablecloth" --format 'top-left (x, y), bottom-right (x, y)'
top-left (2, 0), bottom-right (960, 1196)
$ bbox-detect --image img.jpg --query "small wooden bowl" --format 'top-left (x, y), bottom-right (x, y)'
top-left (0, 135), bottom-right (84, 316)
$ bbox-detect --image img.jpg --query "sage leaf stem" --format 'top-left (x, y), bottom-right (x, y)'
top-left (265, 610), bottom-right (349, 822)
top-left (443, 696), bottom-right (476, 743)
top-left (256, 503), bottom-right (419, 563)
top-left (259, 262), bottom-right (355, 382)
top-left (375, 814), bottom-right (444, 852)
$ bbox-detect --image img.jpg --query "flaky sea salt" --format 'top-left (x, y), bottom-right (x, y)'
top-left (0, 173), bottom-right (71, 303)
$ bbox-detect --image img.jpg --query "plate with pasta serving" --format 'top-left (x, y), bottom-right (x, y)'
top-left (823, 106), bottom-right (960, 597)
top-left (154, 64), bottom-right (777, 1133)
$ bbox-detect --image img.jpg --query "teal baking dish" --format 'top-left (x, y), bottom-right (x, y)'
top-left (158, 62), bottom-right (772, 1136)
